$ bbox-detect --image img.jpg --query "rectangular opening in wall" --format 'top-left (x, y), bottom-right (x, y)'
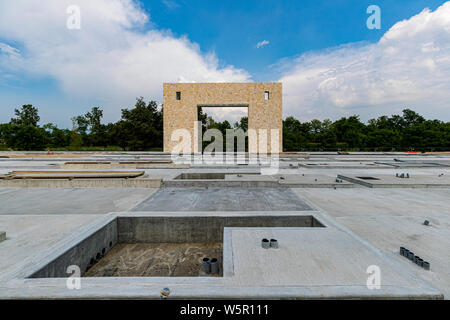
top-left (265, 91), bottom-right (270, 100)
top-left (197, 105), bottom-right (249, 153)
top-left (176, 92), bottom-right (181, 100)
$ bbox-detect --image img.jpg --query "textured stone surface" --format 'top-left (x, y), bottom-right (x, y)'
top-left (163, 83), bottom-right (283, 153)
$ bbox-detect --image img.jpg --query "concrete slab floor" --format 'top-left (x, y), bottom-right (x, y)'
top-left (336, 216), bottom-right (450, 298)
top-left (293, 188), bottom-right (450, 218)
top-left (132, 188), bottom-right (314, 212)
top-left (227, 228), bottom-right (434, 290)
top-left (293, 188), bottom-right (450, 298)
top-left (0, 188), bottom-right (158, 215)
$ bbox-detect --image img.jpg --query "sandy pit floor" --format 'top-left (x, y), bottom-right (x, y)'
top-left (84, 242), bottom-right (222, 277)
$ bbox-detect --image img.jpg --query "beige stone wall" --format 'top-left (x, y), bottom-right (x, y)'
top-left (163, 83), bottom-right (282, 153)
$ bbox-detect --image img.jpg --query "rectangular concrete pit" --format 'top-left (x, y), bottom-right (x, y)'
top-left (28, 214), bottom-right (324, 279)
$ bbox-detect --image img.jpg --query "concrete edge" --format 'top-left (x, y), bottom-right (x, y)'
top-left (222, 228), bottom-right (234, 278)
top-left (0, 279), bottom-right (443, 300)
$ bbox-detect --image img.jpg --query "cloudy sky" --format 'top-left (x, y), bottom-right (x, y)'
top-left (0, 0), bottom-right (449, 127)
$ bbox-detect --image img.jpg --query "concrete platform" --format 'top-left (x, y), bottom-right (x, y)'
top-left (0, 214), bottom-right (103, 282)
top-left (338, 173), bottom-right (450, 188)
top-left (132, 188), bottom-right (314, 212)
top-left (376, 161), bottom-right (449, 168)
top-left (0, 178), bottom-right (161, 188)
top-left (299, 162), bottom-right (392, 169)
top-left (163, 173), bottom-right (353, 188)
top-left (61, 162), bottom-right (190, 169)
top-left (293, 188), bottom-right (450, 218)
top-left (293, 188), bottom-right (450, 298)
top-left (0, 188), bottom-right (158, 215)
top-left (336, 215), bottom-right (450, 298)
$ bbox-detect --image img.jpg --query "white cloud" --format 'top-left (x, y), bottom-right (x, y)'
top-left (0, 0), bottom-right (250, 122)
top-left (162, 0), bottom-right (180, 10)
top-left (0, 43), bottom-right (21, 57)
top-left (278, 2), bottom-right (450, 121)
top-left (256, 40), bottom-right (270, 49)
top-left (201, 107), bottom-right (248, 124)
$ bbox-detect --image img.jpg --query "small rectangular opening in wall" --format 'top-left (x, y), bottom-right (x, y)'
top-left (265, 91), bottom-right (270, 100)
top-left (176, 92), bottom-right (181, 100)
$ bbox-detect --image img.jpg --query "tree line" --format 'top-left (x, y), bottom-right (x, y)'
top-left (283, 109), bottom-right (450, 152)
top-left (0, 97), bottom-right (162, 151)
top-left (0, 98), bottom-right (449, 152)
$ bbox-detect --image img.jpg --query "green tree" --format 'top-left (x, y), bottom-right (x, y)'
top-left (10, 104), bottom-right (40, 127)
top-left (114, 97), bottom-right (163, 150)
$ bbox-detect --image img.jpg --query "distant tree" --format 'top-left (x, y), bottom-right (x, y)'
top-left (10, 104), bottom-right (40, 127)
top-left (402, 108), bottom-right (425, 127)
top-left (198, 107), bottom-right (208, 132)
top-left (69, 118), bottom-right (83, 150)
top-left (114, 97), bottom-right (163, 150)
top-left (332, 116), bottom-right (366, 149)
top-left (234, 116), bottom-right (248, 131)
top-left (43, 123), bottom-right (71, 148)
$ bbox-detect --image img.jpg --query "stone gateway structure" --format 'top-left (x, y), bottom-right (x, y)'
top-left (163, 83), bottom-right (283, 153)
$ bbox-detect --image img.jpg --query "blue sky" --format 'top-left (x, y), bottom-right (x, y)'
top-left (0, 0), bottom-right (449, 127)
top-left (145, 0), bottom-right (445, 79)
